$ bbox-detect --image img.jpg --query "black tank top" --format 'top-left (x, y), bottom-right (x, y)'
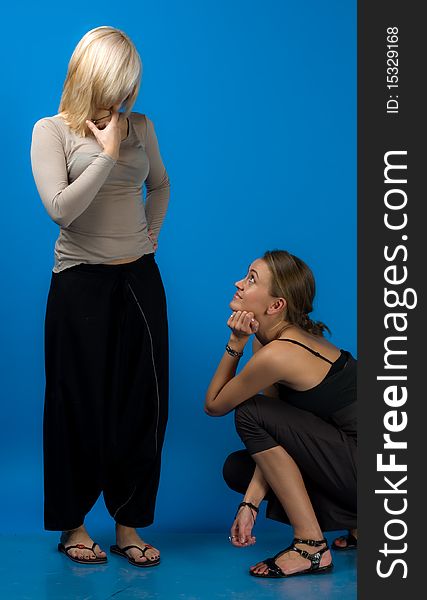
top-left (276, 339), bottom-right (357, 420)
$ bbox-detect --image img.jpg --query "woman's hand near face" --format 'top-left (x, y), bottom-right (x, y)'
top-left (86, 104), bottom-right (122, 161)
top-left (227, 311), bottom-right (259, 339)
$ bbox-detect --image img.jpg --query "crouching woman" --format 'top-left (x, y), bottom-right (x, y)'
top-left (204, 250), bottom-right (357, 579)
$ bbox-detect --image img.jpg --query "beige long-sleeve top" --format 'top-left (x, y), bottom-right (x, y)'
top-left (31, 112), bottom-right (170, 272)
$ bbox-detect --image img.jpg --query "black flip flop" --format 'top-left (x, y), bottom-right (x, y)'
top-left (110, 544), bottom-right (160, 567)
top-left (58, 542), bottom-right (108, 564)
top-left (332, 532), bottom-right (358, 551)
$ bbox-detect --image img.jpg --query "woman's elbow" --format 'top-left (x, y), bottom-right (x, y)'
top-left (204, 400), bottom-right (224, 417)
top-left (45, 197), bottom-right (73, 227)
top-left (51, 214), bottom-right (72, 227)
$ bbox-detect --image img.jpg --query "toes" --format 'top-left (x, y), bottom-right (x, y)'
top-left (252, 566), bottom-right (266, 575)
top-left (67, 546), bottom-right (101, 561)
top-left (93, 544), bottom-right (106, 558)
top-left (128, 549), bottom-right (148, 563)
top-left (134, 554), bottom-right (148, 563)
top-left (144, 546), bottom-right (160, 562)
top-left (118, 540), bottom-right (160, 564)
top-left (250, 561), bottom-right (267, 574)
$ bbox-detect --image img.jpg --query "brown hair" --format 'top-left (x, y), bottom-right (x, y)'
top-left (263, 250), bottom-right (330, 337)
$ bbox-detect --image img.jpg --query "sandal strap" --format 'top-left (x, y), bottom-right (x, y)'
top-left (293, 537), bottom-right (328, 547)
top-left (264, 557), bottom-right (285, 577)
top-left (293, 547), bottom-right (325, 568)
top-left (272, 541), bottom-right (296, 561)
top-left (273, 538), bottom-right (329, 571)
top-left (140, 545), bottom-right (152, 556)
top-left (63, 542), bottom-right (98, 558)
top-left (120, 544), bottom-right (146, 556)
top-left (64, 543), bottom-right (95, 552)
top-left (120, 544), bottom-right (155, 558)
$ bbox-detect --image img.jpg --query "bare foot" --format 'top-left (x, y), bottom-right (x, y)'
top-left (333, 528), bottom-right (358, 549)
top-left (115, 524), bottom-right (160, 565)
top-left (60, 524), bottom-right (107, 561)
top-left (250, 541), bottom-right (332, 576)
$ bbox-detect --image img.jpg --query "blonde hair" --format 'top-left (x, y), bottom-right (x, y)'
top-left (59, 26), bottom-right (142, 136)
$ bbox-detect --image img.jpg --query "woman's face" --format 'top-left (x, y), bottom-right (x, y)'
top-left (230, 258), bottom-right (276, 315)
top-left (92, 100), bottom-right (126, 129)
top-left (91, 109), bottom-right (112, 129)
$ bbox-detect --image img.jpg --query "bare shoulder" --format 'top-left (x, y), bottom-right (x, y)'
top-left (240, 340), bottom-right (302, 389)
top-left (270, 332), bottom-right (341, 365)
top-left (264, 339), bottom-right (303, 366)
top-left (249, 340), bottom-right (290, 371)
top-left (250, 336), bottom-right (302, 369)
top-left (244, 330), bottom-right (343, 391)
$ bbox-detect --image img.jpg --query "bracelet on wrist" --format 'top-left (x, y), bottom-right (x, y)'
top-left (234, 501), bottom-right (259, 520)
top-left (225, 343), bottom-right (244, 358)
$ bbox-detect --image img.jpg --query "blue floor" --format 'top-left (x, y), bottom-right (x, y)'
top-left (0, 532), bottom-right (356, 599)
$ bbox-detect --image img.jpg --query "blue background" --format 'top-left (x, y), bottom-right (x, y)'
top-left (1, 0), bottom-right (355, 535)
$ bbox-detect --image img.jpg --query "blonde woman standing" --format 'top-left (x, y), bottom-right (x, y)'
top-left (31, 26), bottom-right (170, 566)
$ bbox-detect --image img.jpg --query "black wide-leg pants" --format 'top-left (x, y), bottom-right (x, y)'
top-left (43, 253), bottom-right (168, 531)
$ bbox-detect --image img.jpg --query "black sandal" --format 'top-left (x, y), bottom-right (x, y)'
top-left (250, 537), bottom-right (333, 578)
top-left (58, 541), bottom-right (107, 564)
top-left (110, 543), bottom-right (160, 567)
top-left (332, 532), bottom-right (358, 551)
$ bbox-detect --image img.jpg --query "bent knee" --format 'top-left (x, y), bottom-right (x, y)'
top-left (234, 395), bottom-right (263, 433)
top-left (223, 450), bottom-right (255, 494)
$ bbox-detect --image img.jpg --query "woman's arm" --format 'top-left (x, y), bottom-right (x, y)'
top-left (204, 311), bottom-right (284, 416)
top-left (242, 465), bottom-right (269, 507)
top-left (230, 465), bottom-right (270, 547)
top-left (143, 116), bottom-right (170, 239)
top-left (30, 117), bottom-right (119, 228)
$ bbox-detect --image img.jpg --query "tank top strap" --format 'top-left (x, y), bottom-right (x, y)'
top-left (277, 338), bottom-right (334, 365)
